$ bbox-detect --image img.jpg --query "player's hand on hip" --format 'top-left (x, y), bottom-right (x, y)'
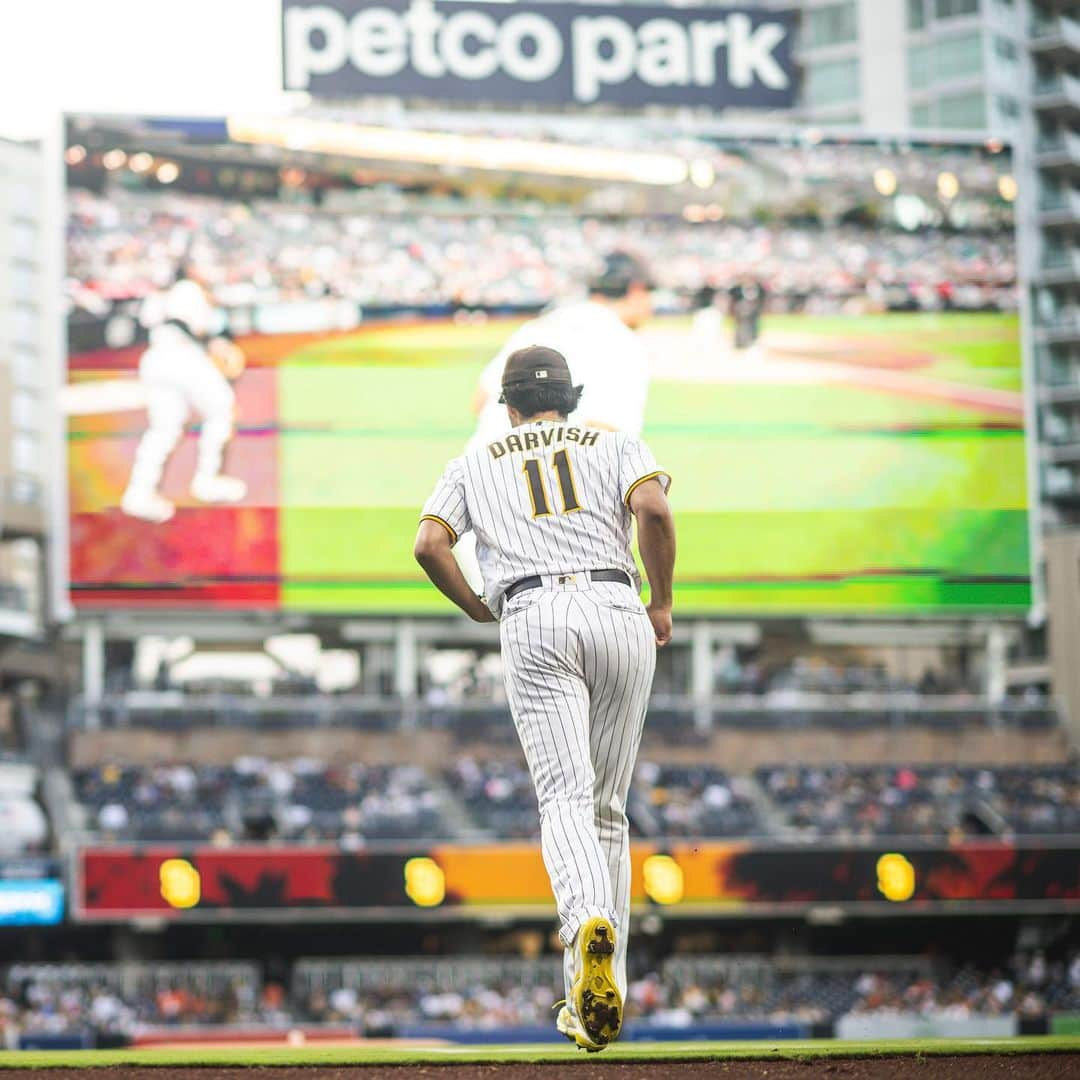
top-left (470, 595), bottom-right (497, 623)
top-left (647, 604), bottom-right (672, 647)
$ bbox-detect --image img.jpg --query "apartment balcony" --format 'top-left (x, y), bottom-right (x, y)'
top-left (1040, 381), bottom-right (1080, 406)
top-left (1036, 130), bottom-right (1080, 176)
top-left (0, 475), bottom-right (45, 538)
top-left (1042, 435), bottom-right (1080, 464)
top-left (1034, 307), bottom-right (1080, 345)
top-left (1032, 72), bottom-right (1080, 116)
top-left (1043, 462), bottom-right (1080, 507)
top-left (0, 582), bottom-right (36, 640)
top-left (1030, 11), bottom-right (1080, 63)
top-left (1037, 185), bottom-right (1080, 227)
top-left (1036, 246), bottom-right (1080, 285)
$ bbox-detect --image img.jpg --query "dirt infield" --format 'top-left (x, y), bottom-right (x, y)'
top-left (9, 1057), bottom-right (1080, 1080)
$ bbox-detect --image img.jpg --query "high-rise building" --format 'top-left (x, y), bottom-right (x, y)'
top-left (789, 0), bottom-right (1027, 135)
top-left (0, 136), bottom-right (48, 645)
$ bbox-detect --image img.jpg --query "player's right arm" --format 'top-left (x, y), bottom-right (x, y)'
top-left (413, 520), bottom-right (494, 623)
top-left (630, 479), bottom-right (675, 646)
top-left (416, 459), bottom-right (495, 623)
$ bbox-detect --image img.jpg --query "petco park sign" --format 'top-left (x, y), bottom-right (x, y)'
top-left (282, 0), bottom-right (796, 109)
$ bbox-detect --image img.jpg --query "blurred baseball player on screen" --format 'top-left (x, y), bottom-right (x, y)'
top-left (455, 252), bottom-right (654, 588)
top-left (121, 262), bottom-right (247, 523)
top-left (414, 345), bottom-right (676, 1052)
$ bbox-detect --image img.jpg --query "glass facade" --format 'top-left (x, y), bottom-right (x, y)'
top-left (806, 57), bottom-right (861, 106)
top-left (805, 2), bottom-right (858, 48)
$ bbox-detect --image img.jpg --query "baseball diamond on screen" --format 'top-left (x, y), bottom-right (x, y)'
top-left (64, 116), bottom-right (1031, 615)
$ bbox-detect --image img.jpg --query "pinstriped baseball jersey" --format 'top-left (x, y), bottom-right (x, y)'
top-left (421, 420), bottom-right (670, 615)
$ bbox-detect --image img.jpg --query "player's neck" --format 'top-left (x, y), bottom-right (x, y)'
top-left (514, 411), bottom-right (565, 427)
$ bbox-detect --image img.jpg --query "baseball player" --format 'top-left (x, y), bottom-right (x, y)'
top-left (414, 345), bottom-right (676, 1052)
top-left (121, 263), bottom-right (247, 523)
top-left (455, 252), bottom-right (654, 589)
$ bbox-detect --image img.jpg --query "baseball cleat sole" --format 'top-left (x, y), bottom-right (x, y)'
top-left (571, 916), bottom-right (621, 1048)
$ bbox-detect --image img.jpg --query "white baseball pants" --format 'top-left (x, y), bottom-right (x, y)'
top-left (500, 577), bottom-right (656, 1000)
top-left (127, 342), bottom-right (236, 496)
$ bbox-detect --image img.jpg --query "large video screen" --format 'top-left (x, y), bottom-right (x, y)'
top-left (64, 115), bottom-right (1030, 614)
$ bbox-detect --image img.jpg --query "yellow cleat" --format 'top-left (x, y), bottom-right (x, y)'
top-left (555, 1004), bottom-right (606, 1053)
top-left (569, 917), bottom-right (621, 1049)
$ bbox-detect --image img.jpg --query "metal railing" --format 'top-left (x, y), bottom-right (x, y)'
top-left (65, 694), bottom-right (1059, 734)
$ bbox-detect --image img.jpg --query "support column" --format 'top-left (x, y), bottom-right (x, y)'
top-left (82, 619), bottom-right (105, 731)
top-left (690, 621), bottom-right (713, 734)
top-left (395, 619), bottom-right (419, 729)
top-left (986, 624), bottom-right (1009, 708)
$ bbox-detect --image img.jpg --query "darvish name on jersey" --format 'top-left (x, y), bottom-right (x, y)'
top-left (422, 420), bottom-right (668, 614)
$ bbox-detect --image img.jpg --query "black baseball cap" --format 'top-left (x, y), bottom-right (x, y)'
top-left (499, 345), bottom-right (578, 403)
top-left (588, 252), bottom-right (654, 298)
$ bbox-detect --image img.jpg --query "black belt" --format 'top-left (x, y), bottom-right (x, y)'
top-left (504, 569), bottom-right (632, 603)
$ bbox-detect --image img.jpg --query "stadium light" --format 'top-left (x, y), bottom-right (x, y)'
top-left (227, 115), bottom-right (689, 186)
top-left (404, 857), bottom-right (446, 908)
top-left (937, 171), bottom-right (959, 201)
top-left (876, 853), bottom-right (916, 903)
top-left (129, 152), bottom-right (154, 174)
top-left (64, 144), bottom-right (86, 166)
top-left (643, 854), bottom-right (684, 906)
top-left (155, 161), bottom-right (181, 184)
top-left (102, 149), bottom-right (127, 170)
top-left (873, 168), bottom-right (898, 197)
top-left (998, 174), bottom-right (1018, 203)
top-left (160, 858), bottom-right (201, 909)
top-left (689, 158), bottom-right (716, 189)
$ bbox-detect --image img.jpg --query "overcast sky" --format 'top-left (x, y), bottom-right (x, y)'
top-left (0, 0), bottom-right (288, 141)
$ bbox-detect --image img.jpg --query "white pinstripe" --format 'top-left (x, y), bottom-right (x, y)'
top-left (500, 580), bottom-right (655, 1000)
top-left (421, 421), bottom-right (669, 1004)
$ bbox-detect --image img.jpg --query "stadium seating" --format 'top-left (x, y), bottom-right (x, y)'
top-left (67, 757), bottom-right (1080, 844)
top-left (5, 951), bottom-right (1077, 1039)
top-left (67, 186), bottom-right (1017, 318)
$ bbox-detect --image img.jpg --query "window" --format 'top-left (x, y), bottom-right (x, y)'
top-left (937, 33), bottom-right (984, 79)
top-left (805, 2), bottom-right (858, 48)
top-left (911, 103), bottom-right (934, 127)
top-left (11, 390), bottom-right (38, 433)
top-left (11, 221), bottom-right (37, 262)
top-left (935, 0), bottom-right (980, 18)
top-left (805, 57), bottom-right (861, 106)
top-left (908, 0), bottom-right (927, 30)
top-left (819, 111), bottom-right (862, 127)
top-left (12, 182), bottom-right (35, 219)
top-left (937, 90), bottom-right (988, 127)
top-left (11, 349), bottom-right (38, 391)
top-left (12, 432), bottom-right (39, 475)
top-left (11, 265), bottom-right (36, 305)
top-left (908, 43), bottom-right (933, 89)
top-left (996, 95), bottom-right (1020, 119)
top-left (12, 307), bottom-right (36, 347)
top-left (994, 37), bottom-right (1018, 62)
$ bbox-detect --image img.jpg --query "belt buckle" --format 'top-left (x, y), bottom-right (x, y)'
top-left (557, 574), bottom-right (577, 585)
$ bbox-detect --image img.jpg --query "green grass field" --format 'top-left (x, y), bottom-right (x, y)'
top-left (273, 311), bottom-right (1030, 616)
top-left (1, 1036), bottom-right (1077, 1069)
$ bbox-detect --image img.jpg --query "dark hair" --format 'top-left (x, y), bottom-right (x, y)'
top-left (503, 382), bottom-right (583, 419)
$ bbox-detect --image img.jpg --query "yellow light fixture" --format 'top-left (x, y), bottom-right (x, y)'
top-left (404, 857), bottom-right (446, 908)
top-left (643, 854), bottom-right (684, 906)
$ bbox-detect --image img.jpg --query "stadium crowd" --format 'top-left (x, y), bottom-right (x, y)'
top-left (4, 952), bottom-right (1078, 1043)
top-left (72, 759), bottom-right (445, 845)
top-left (67, 187), bottom-right (1016, 318)
top-left (66, 756), bottom-right (1080, 847)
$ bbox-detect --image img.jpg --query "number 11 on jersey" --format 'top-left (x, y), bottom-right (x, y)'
top-left (523, 449), bottom-right (582, 517)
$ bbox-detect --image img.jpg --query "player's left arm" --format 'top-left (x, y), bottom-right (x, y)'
top-left (413, 521), bottom-right (494, 622)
